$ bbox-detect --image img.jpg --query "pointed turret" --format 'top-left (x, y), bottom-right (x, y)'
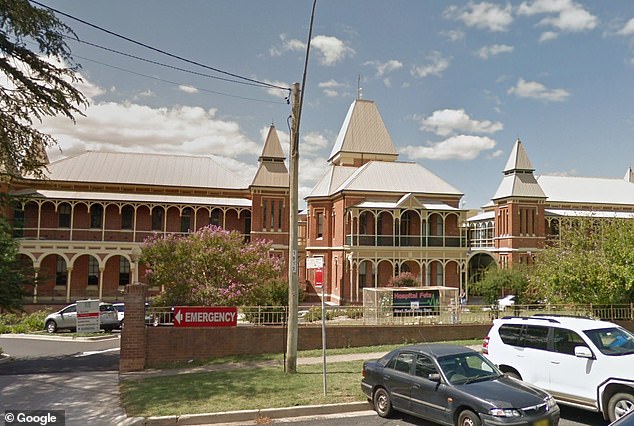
top-left (250, 125), bottom-right (289, 188)
top-left (625, 166), bottom-right (634, 183)
top-left (328, 99), bottom-right (398, 166)
top-left (492, 139), bottom-right (545, 200)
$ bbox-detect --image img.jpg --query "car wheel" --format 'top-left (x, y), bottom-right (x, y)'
top-left (608, 392), bottom-right (634, 422)
top-left (45, 320), bottom-right (57, 333)
top-left (373, 387), bottom-right (393, 418)
top-left (458, 409), bottom-right (482, 426)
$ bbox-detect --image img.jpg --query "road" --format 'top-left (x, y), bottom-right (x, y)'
top-left (269, 405), bottom-right (607, 425)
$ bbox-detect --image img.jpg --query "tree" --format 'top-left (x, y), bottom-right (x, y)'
top-left (0, 218), bottom-right (27, 312)
top-left (1, 0), bottom-right (87, 180)
top-left (387, 272), bottom-right (418, 287)
top-left (472, 265), bottom-right (530, 305)
top-left (530, 218), bottom-right (634, 304)
top-left (142, 226), bottom-right (283, 307)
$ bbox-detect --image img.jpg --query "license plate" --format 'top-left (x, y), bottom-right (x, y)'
top-left (533, 419), bottom-right (549, 426)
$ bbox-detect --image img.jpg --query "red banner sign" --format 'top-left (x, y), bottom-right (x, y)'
top-left (173, 306), bottom-right (238, 327)
top-left (315, 267), bottom-right (323, 287)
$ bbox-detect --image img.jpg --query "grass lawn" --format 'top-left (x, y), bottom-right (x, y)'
top-left (120, 339), bottom-right (481, 417)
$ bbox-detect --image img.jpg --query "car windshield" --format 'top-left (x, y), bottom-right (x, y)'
top-left (584, 327), bottom-right (634, 356)
top-left (115, 305), bottom-right (125, 312)
top-left (437, 352), bottom-right (501, 385)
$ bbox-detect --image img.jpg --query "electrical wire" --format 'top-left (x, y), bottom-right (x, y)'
top-left (67, 35), bottom-right (286, 92)
top-left (30, 0), bottom-right (291, 93)
top-left (74, 54), bottom-right (288, 104)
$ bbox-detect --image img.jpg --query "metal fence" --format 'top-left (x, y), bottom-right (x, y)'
top-left (143, 303), bottom-right (634, 327)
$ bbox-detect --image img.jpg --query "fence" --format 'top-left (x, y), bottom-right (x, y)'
top-left (143, 303), bottom-right (634, 327)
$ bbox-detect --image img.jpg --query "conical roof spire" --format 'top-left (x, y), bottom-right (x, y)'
top-left (259, 124), bottom-right (285, 161)
top-left (492, 138), bottom-right (545, 200)
top-left (625, 166), bottom-right (634, 183)
top-left (250, 124), bottom-right (289, 188)
top-left (503, 138), bottom-right (534, 174)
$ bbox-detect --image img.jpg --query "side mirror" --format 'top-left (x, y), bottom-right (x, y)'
top-left (428, 373), bottom-right (441, 382)
top-left (574, 346), bottom-right (594, 359)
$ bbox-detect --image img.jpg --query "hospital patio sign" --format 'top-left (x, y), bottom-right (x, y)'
top-left (173, 306), bottom-right (238, 327)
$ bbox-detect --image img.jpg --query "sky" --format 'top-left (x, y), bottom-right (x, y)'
top-left (30, 0), bottom-right (634, 210)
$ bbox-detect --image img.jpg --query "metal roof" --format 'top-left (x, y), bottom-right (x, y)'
top-left (503, 139), bottom-right (534, 172)
top-left (328, 99), bottom-right (398, 163)
top-left (492, 172), bottom-right (546, 200)
top-left (354, 199), bottom-right (459, 211)
top-left (538, 175), bottom-right (634, 205)
top-left (545, 209), bottom-right (634, 218)
top-left (467, 211), bottom-right (495, 222)
top-left (12, 189), bottom-right (252, 207)
top-left (41, 151), bottom-right (250, 189)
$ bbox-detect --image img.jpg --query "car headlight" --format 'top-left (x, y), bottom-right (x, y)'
top-left (489, 408), bottom-right (521, 417)
top-left (545, 395), bottom-right (557, 409)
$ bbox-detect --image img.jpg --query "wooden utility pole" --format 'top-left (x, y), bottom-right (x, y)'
top-left (286, 0), bottom-right (316, 374)
top-left (286, 82), bottom-right (300, 373)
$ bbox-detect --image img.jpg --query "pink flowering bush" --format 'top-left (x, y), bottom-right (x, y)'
top-left (142, 226), bottom-right (283, 306)
top-left (387, 272), bottom-right (418, 287)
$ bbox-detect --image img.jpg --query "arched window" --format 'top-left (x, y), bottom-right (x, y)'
top-left (59, 203), bottom-right (71, 228)
top-left (121, 205), bottom-right (134, 230)
top-left (151, 207), bottom-right (164, 231)
top-left (56, 256), bottom-right (67, 285)
top-left (180, 208), bottom-right (192, 233)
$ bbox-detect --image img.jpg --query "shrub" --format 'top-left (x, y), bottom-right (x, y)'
top-left (387, 272), bottom-right (418, 287)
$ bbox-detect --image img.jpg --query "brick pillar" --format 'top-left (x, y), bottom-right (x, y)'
top-left (119, 283), bottom-right (147, 372)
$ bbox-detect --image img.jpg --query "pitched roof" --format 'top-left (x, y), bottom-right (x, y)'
top-left (41, 151), bottom-right (249, 189)
top-left (538, 175), bottom-right (634, 206)
top-left (306, 161), bottom-right (462, 198)
top-left (328, 99), bottom-right (398, 163)
top-left (503, 139), bottom-right (534, 173)
top-left (251, 125), bottom-right (289, 188)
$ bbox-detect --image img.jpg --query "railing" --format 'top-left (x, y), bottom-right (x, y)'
top-left (345, 234), bottom-right (466, 248)
top-left (142, 303), bottom-right (634, 327)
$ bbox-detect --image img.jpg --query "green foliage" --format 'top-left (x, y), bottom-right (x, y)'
top-left (0, 310), bottom-right (49, 333)
top-left (387, 272), bottom-right (418, 287)
top-left (143, 226), bottom-right (283, 307)
top-left (0, 218), bottom-right (27, 312)
top-left (0, 0), bottom-right (88, 180)
top-left (531, 218), bottom-right (634, 304)
top-left (471, 265), bottom-right (530, 305)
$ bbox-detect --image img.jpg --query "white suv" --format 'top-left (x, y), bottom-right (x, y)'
top-left (483, 315), bottom-right (634, 422)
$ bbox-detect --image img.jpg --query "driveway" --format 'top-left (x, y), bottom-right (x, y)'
top-left (0, 335), bottom-right (130, 425)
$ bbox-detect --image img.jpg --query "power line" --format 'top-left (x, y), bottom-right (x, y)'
top-left (30, 0), bottom-right (291, 93)
top-left (74, 54), bottom-right (287, 105)
top-left (66, 35), bottom-right (286, 93)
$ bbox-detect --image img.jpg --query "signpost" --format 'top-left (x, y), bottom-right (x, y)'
top-left (173, 306), bottom-right (238, 327)
top-left (76, 299), bottom-right (100, 333)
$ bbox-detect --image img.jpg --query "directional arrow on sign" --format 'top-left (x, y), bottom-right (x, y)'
top-left (174, 309), bottom-right (182, 325)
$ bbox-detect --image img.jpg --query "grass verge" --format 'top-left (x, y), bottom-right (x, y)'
top-left (120, 339), bottom-right (481, 417)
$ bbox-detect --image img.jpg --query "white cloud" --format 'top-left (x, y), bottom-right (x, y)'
top-left (476, 44), bottom-right (514, 59)
top-left (311, 35), bottom-right (355, 66)
top-left (420, 109), bottom-right (503, 136)
top-left (442, 29), bottom-right (466, 42)
top-left (518, 0), bottom-right (597, 32)
top-left (364, 59), bottom-right (403, 76)
top-left (262, 79), bottom-right (292, 99)
top-left (318, 79), bottom-right (349, 98)
top-left (507, 78), bottom-right (570, 102)
top-left (41, 101), bottom-right (261, 161)
top-left (411, 51), bottom-right (451, 79)
top-left (444, 2), bottom-right (513, 32)
top-left (401, 135), bottom-right (497, 161)
top-left (618, 18), bottom-right (634, 36)
top-left (270, 34), bottom-right (354, 66)
top-left (179, 85), bottom-right (198, 94)
top-left (539, 31), bottom-right (559, 42)
top-left (301, 132), bottom-right (330, 156)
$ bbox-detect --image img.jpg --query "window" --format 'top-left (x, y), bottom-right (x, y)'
top-left (278, 200), bottom-right (284, 229)
top-left (390, 352), bottom-right (415, 374)
top-left (316, 212), bottom-right (324, 239)
top-left (210, 209), bottom-right (221, 227)
top-left (270, 200), bottom-right (275, 229)
top-left (13, 207), bottom-right (24, 237)
top-left (121, 205), bottom-right (134, 230)
top-left (180, 208), bottom-right (192, 233)
top-left (415, 354), bottom-right (437, 378)
top-left (59, 203), bottom-right (71, 228)
top-left (119, 257), bottom-right (130, 286)
top-left (400, 211), bottom-right (411, 236)
top-left (56, 256), bottom-right (67, 286)
top-left (88, 257), bottom-right (99, 285)
top-left (262, 201), bottom-right (267, 230)
top-left (552, 327), bottom-right (586, 356)
top-left (522, 325), bottom-right (549, 351)
top-left (499, 324), bottom-right (523, 346)
top-left (90, 204), bottom-right (103, 229)
top-left (151, 207), bottom-right (164, 231)
top-left (359, 212), bottom-right (368, 235)
top-left (243, 211), bottom-right (251, 241)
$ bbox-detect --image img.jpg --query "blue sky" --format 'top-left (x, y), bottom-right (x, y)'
top-left (35, 1), bottom-right (634, 209)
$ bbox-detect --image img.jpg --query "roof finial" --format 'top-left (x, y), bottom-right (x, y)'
top-left (357, 74), bottom-right (363, 100)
